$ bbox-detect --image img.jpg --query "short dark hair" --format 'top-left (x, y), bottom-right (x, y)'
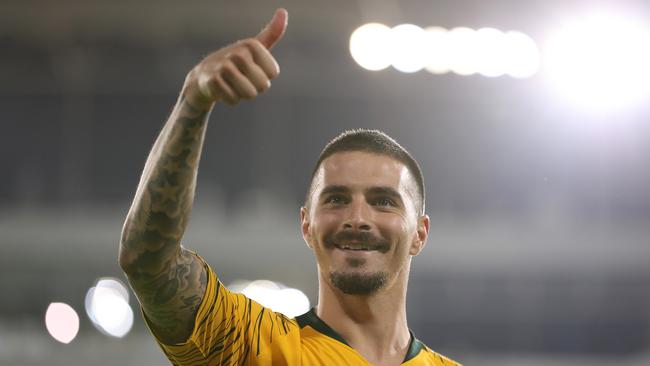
top-left (305, 129), bottom-right (425, 215)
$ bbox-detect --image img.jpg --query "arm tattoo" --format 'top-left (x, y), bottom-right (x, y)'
top-left (120, 96), bottom-right (211, 343)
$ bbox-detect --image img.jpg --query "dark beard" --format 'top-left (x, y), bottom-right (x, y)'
top-left (330, 271), bottom-right (388, 295)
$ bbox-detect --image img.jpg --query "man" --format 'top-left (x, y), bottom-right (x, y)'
top-left (119, 8), bottom-right (461, 366)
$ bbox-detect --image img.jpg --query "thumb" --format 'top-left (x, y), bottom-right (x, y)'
top-left (255, 8), bottom-right (288, 50)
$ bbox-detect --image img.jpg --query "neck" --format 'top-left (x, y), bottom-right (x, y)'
top-left (315, 267), bottom-right (411, 366)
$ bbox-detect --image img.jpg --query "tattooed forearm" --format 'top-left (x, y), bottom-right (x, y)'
top-left (120, 96), bottom-right (208, 273)
top-left (129, 249), bottom-right (208, 343)
top-left (119, 95), bottom-right (211, 343)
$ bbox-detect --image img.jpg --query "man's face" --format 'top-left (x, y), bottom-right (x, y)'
top-left (301, 151), bottom-right (429, 296)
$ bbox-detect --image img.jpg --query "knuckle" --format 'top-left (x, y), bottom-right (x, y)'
top-left (209, 74), bottom-right (222, 89)
top-left (214, 78), bottom-right (232, 97)
top-left (241, 38), bottom-right (261, 50)
top-left (229, 49), bottom-right (249, 64)
top-left (221, 62), bottom-right (237, 77)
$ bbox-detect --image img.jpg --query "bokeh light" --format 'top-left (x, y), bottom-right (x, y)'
top-left (476, 28), bottom-right (508, 77)
top-left (447, 27), bottom-right (480, 76)
top-left (424, 27), bottom-right (451, 74)
top-left (229, 279), bottom-right (310, 318)
top-left (351, 22), bottom-right (539, 79)
top-left (391, 24), bottom-right (428, 73)
top-left (85, 277), bottom-right (134, 338)
top-left (349, 23), bottom-right (393, 71)
top-left (544, 13), bottom-right (650, 108)
top-left (45, 302), bottom-right (80, 344)
top-left (504, 31), bottom-right (540, 78)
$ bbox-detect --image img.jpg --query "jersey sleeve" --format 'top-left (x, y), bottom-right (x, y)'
top-left (142, 254), bottom-right (301, 366)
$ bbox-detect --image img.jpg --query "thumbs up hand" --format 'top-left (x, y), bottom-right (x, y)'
top-left (256, 8), bottom-right (288, 50)
top-left (183, 9), bottom-right (288, 109)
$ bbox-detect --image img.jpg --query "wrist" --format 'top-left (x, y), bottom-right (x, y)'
top-left (181, 70), bottom-right (216, 112)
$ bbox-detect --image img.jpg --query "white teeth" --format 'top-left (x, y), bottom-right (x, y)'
top-left (339, 246), bottom-right (369, 251)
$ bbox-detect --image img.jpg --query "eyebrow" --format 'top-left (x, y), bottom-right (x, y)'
top-left (319, 185), bottom-right (403, 203)
top-left (366, 186), bottom-right (402, 202)
top-left (319, 185), bottom-right (349, 198)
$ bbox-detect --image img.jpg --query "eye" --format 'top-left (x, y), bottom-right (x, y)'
top-left (324, 195), bottom-right (347, 205)
top-left (372, 197), bottom-right (396, 207)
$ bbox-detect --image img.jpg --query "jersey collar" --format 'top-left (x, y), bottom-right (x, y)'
top-left (295, 308), bottom-right (424, 363)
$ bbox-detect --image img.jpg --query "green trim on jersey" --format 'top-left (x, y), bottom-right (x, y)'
top-left (295, 308), bottom-right (425, 362)
top-left (296, 308), bottom-right (349, 346)
top-left (404, 336), bottom-right (425, 362)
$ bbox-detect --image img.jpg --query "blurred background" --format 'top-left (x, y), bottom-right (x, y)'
top-left (2, 0), bottom-right (650, 365)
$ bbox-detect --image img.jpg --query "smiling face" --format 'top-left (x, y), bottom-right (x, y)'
top-left (301, 151), bottom-right (429, 296)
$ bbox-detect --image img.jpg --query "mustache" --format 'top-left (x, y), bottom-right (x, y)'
top-left (324, 231), bottom-right (391, 253)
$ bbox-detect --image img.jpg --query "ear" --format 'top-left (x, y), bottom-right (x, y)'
top-left (409, 214), bottom-right (429, 256)
top-left (300, 206), bottom-right (313, 249)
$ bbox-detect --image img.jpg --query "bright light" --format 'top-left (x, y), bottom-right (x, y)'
top-left (545, 13), bottom-right (650, 108)
top-left (476, 28), bottom-right (508, 77)
top-left (349, 23), bottom-right (393, 71)
top-left (85, 277), bottom-right (134, 338)
top-left (241, 279), bottom-right (281, 303)
top-left (231, 279), bottom-right (310, 318)
top-left (96, 278), bottom-right (129, 302)
top-left (391, 24), bottom-right (428, 73)
top-left (226, 279), bottom-right (251, 293)
top-left (45, 302), bottom-right (80, 344)
top-left (504, 31), bottom-right (540, 78)
top-left (447, 27), bottom-right (480, 75)
top-left (424, 27), bottom-right (451, 74)
top-left (275, 288), bottom-right (311, 318)
top-left (350, 22), bottom-right (539, 79)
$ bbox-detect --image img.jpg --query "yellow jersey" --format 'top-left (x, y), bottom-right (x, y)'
top-left (144, 255), bottom-right (461, 366)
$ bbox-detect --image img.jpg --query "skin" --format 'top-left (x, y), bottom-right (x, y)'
top-left (120, 8), bottom-right (431, 365)
top-left (301, 151), bottom-right (429, 366)
top-left (119, 9), bottom-right (287, 344)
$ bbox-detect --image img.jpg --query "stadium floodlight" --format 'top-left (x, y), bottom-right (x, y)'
top-left (351, 21), bottom-right (539, 79)
top-left (349, 23), bottom-right (394, 71)
top-left (544, 13), bottom-right (650, 109)
top-left (504, 31), bottom-right (540, 79)
top-left (447, 27), bottom-right (480, 76)
top-left (424, 26), bottom-right (451, 74)
top-left (391, 24), bottom-right (428, 73)
top-left (476, 28), bottom-right (509, 77)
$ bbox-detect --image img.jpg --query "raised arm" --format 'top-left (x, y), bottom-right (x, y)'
top-left (118, 9), bottom-right (288, 344)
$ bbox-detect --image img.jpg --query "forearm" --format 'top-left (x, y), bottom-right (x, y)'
top-left (116, 10), bottom-right (286, 343)
top-left (119, 91), bottom-right (211, 276)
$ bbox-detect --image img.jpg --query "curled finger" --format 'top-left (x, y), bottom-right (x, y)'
top-left (242, 39), bottom-right (280, 79)
top-left (204, 73), bottom-right (238, 105)
top-left (222, 63), bottom-right (258, 99)
top-left (235, 58), bottom-right (271, 93)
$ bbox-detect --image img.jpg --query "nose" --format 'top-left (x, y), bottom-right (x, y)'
top-left (342, 198), bottom-right (372, 231)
